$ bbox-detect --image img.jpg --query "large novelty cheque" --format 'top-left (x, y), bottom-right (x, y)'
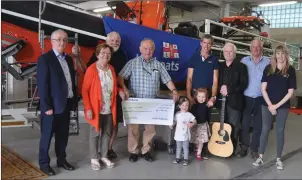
top-left (122, 98), bottom-right (175, 125)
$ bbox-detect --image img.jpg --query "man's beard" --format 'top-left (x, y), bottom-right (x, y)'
top-left (112, 46), bottom-right (120, 52)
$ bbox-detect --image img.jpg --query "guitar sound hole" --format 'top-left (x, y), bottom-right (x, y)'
top-left (218, 130), bottom-right (230, 142)
top-left (218, 130), bottom-right (225, 136)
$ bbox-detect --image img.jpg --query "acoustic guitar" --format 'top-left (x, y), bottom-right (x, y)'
top-left (208, 95), bottom-right (233, 157)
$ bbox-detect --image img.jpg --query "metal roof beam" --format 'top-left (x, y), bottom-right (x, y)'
top-left (168, 1), bottom-right (193, 12)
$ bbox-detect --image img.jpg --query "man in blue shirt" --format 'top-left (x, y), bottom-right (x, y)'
top-left (237, 39), bottom-right (270, 159)
top-left (186, 34), bottom-right (219, 158)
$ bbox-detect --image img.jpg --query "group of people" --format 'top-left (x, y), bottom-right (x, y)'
top-left (36, 29), bottom-right (296, 176)
top-left (183, 35), bottom-right (296, 170)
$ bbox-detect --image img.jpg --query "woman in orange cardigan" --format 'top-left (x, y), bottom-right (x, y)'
top-left (82, 44), bottom-right (125, 170)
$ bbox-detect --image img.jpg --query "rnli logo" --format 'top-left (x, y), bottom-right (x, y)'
top-left (163, 42), bottom-right (179, 59)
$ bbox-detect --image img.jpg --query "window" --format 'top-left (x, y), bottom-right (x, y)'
top-left (252, 3), bottom-right (302, 28)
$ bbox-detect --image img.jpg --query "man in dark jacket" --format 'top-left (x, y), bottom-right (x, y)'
top-left (37, 29), bottom-right (77, 176)
top-left (216, 43), bottom-right (248, 156)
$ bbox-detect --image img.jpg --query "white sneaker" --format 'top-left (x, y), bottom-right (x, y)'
top-left (101, 157), bottom-right (115, 168)
top-left (253, 157), bottom-right (263, 167)
top-left (91, 159), bottom-right (101, 171)
top-left (276, 158), bottom-right (284, 170)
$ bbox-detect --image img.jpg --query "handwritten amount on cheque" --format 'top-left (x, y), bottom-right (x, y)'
top-left (124, 116), bottom-right (168, 120)
top-left (123, 104), bottom-right (172, 112)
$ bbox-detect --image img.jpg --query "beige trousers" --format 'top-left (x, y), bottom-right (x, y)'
top-left (127, 124), bottom-right (156, 154)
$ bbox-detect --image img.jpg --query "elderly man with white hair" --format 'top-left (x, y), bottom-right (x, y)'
top-left (118, 38), bottom-right (179, 163)
top-left (87, 31), bottom-right (128, 160)
top-left (216, 42), bottom-right (248, 156)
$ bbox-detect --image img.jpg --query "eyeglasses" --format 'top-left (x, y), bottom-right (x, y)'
top-left (99, 52), bottom-right (111, 56)
top-left (51, 38), bottom-right (68, 43)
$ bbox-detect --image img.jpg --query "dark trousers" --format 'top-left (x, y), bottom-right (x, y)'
top-left (218, 105), bottom-right (241, 152)
top-left (39, 99), bottom-right (71, 169)
top-left (116, 95), bottom-right (124, 124)
top-left (240, 96), bottom-right (263, 152)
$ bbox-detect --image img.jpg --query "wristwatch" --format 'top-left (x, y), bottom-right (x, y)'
top-left (211, 96), bottom-right (217, 100)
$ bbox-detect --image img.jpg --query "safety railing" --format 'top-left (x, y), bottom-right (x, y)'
top-left (204, 19), bottom-right (300, 70)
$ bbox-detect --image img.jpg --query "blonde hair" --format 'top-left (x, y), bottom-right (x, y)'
top-left (194, 88), bottom-right (208, 102)
top-left (268, 45), bottom-right (290, 76)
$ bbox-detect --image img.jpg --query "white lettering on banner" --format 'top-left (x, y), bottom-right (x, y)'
top-left (134, 55), bottom-right (180, 72)
top-left (160, 62), bottom-right (179, 71)
top-left (122, 98), bottom-right (175, 126)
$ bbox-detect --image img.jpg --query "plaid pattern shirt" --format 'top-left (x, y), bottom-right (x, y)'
top-left (119, 56), bottom-right (171, 98)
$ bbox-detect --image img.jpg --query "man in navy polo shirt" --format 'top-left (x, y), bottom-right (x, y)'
top-left (237, 39), bottom-right (270, 159)
top-left (186, 34), bottom-right (219, 158)
top-left (187, 34), bottom-right (219, 105)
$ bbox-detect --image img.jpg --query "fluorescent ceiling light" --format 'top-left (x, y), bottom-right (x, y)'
top-left (93, 6), bottom-right (116, 13)
top-left (258, 1), bottom-right (297, 7)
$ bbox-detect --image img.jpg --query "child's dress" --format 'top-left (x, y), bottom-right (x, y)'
top-left (190, 102), bottom-right (211, 144)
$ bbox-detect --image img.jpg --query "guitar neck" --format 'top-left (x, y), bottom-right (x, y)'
top-left (220, 95), bottom-right (226, 130)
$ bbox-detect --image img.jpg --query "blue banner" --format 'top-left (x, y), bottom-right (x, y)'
top-left (103, 16), bottom-right (200, 82)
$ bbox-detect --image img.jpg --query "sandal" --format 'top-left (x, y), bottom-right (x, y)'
top-left (91, 162), bottom-right (101, 171)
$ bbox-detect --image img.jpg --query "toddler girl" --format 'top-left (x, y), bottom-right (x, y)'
top-left (170, 97), bottom-right (196, 166)
top-left (190, 88), bottom-right (211, 160)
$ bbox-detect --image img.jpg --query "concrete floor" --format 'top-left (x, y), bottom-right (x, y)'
top-left (2, 113), bottom-right (302, 179)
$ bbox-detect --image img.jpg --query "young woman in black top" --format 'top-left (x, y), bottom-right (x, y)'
top-left (190, 88), bottom-right (211, 161)
top-left (253, 45), bottom-right (296, 170)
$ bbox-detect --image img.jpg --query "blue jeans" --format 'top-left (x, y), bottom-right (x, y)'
top-left (176, 141), bottom-right (189, 160)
